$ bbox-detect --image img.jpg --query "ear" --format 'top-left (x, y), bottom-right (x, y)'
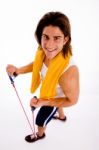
top-left (63, 36), bottom-right (69, 45)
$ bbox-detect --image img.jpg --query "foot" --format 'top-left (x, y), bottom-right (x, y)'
top-left (25, 133), bottom-right (45, 143)
top-left (53, 115), bottom-right (67, 121)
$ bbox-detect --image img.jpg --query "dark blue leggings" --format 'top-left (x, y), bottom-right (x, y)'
top-left (36, 106), bottom-right (57, 127)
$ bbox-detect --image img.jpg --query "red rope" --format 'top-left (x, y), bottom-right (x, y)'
top-left (12, 84), bottom-right (34, 134)
top-left (32, 111), bottom-right (36, 137)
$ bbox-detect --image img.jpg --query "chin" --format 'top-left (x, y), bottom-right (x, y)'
top-left (45, 50), bottom-right (58, 59)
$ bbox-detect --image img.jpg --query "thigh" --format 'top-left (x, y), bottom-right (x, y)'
top-left (36, 106), bottom-right (57, 127)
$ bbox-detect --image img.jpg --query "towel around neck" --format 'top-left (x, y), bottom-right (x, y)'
top-left (30, 47), bottom-right (71, 99)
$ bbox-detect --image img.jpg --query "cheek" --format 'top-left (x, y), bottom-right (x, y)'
top-left (58, 42), bottom-right (64, 50)
top-left (41, 40), bottom-right (46, 48)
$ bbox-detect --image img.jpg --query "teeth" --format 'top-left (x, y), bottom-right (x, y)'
top-left (47, 49), bottom-right (56, 52)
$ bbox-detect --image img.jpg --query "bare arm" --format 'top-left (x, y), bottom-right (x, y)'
top-left (6, 62), bottom-right (33, 76)
top-left (30, 66), bottom-right (80, 108)
top-left (16, 62), bottom-right (33, 74)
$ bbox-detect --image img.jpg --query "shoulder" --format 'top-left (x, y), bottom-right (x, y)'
top-left (59, 65), bottom-right (79, 83)
top-left (59, 65), bottom-right (79, 93)
top-left (59, 65), bottom-right (79, 98)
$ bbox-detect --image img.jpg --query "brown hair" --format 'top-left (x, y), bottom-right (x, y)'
top-left (35, 11), bottom-right (72, 57)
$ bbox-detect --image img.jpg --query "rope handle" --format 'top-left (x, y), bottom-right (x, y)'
top-left (31, 96), bottom-right (37, 111)
top-left (8, 72), bottom-right (17, 84)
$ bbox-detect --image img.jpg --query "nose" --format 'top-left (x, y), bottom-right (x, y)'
top-left (46, 39), bottom-right (55, 51)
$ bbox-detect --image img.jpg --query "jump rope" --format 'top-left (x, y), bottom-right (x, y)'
top-left (8, 73), bottom-right (36, 137)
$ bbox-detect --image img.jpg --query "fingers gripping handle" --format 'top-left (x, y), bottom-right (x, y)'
top-left (31, 96), bottom-right (37, 111)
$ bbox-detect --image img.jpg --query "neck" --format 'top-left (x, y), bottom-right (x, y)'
top-left (44, 57), bottom-right (51, 67)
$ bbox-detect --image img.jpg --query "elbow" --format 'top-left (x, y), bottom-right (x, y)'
top-left (70, 94), bottom-right (79, 105)
top-left (71, 90), bottom-right (80, 105)
top-left (68, 94), bottom-right (79, 106)
top-left (71, 96), bottom-right (79, 105)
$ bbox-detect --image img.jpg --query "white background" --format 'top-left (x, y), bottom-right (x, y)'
top-left (0, 0), bottom-right (99, 150)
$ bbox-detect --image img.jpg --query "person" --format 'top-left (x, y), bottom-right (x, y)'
top-left (6, 11), bottom-right (79, 142)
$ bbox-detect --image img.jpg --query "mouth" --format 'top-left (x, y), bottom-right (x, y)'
top-left (46, 49), bottom-right (57, 53)
top-left (44, 48), bottom-right (58, 59)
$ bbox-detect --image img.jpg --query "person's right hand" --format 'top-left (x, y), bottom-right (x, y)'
top-left (6, 64), bottom-right (18, 76)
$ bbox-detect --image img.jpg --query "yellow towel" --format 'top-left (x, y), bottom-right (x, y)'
top-left (30, 47), bottom-right (71, 99)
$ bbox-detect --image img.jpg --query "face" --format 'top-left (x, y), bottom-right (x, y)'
top-left (41, 25), bottom-right (68, 59)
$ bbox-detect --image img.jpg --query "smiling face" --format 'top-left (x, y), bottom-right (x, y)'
top-left (41, 25), bottom-right (68, 59)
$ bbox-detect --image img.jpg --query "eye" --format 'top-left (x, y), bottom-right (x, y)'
top-left (54, 37), bottom-right (59, 40)
top-left (54, 36), bottom-right (61, 41)
top-left (42, 35), bottom-right (49, 40)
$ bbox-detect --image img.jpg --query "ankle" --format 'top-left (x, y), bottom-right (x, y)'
top-left (59, 115), bottom-right (66, 119)
top-left (37, 132), bottom-right (44, 137)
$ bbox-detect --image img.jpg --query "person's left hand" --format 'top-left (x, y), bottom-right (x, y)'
top-left (30, 97), bottom-right (50, 108)
top-left (30, 97), bottom-right (38, 108)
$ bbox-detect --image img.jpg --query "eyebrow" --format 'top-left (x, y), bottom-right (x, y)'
top-left (42, 34), bottom-right (62, 38)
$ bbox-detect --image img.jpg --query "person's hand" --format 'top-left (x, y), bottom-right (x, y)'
top-left (6, 64), bottom-right (18, 76)
top-left (30, 97), bottom-right (51, 108)
top-left (30, 97), bottom-right (38, 108)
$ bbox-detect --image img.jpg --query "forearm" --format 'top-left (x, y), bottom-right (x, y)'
top-left (17, 62), bottom-right (33, 75)
top-left (38, 97), bottom-right (75, 108)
